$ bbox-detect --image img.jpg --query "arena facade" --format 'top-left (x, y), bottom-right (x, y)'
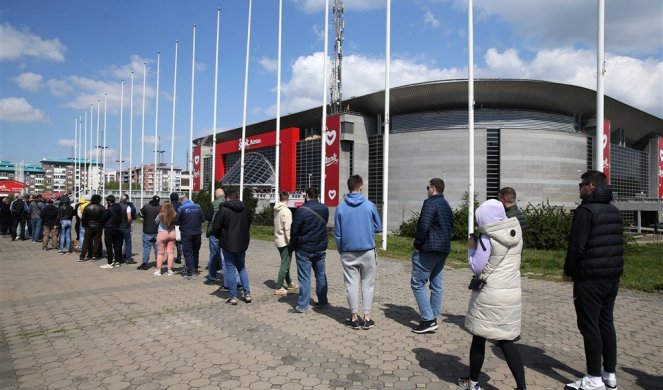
top-left (192, 79), bottom-right (663, 230)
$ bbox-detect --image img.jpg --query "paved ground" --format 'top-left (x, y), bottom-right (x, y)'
top-left (0, 233), bottom-right (661, 390)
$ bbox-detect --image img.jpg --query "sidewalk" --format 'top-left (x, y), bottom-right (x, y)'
top-left (0, 233), bottom-right (661, 389)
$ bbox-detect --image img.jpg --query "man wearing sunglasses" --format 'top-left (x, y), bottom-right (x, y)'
top-left (564, 170), bottom-right (623, 390)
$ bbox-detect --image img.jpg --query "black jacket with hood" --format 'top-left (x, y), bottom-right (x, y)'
top-left (212, 199), bottom-right (252, 253)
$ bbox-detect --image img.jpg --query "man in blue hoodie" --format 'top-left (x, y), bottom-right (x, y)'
top-left (334, 175), bottom-right (382, 330)
top-left (289, 187), bottom-right (329, 314)
top-left (174, 194), bottom-right (205, 278)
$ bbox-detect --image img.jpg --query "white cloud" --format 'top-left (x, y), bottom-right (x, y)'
top-left (103, 55), bottom-right (151, 79)
top-left (12, 72), bottom-right (43, 91)
top-left (47, 79), bottom-right (73, 96)
top-left (57, 139), bottom-right (75, 147)
top-left (423, 10), bottom-right (440, 29)
top-left (0, 97), bottom-right (48, 123)
top-left (0, 23), bottom-right (66, 62)
top-left (293, 0), bottom-right (384, 13)
top-left (259, 56), bottom-right (278, 72)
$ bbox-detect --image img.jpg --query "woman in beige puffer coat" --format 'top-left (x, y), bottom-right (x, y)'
top-left (458, 199), bottom-right (527, 390)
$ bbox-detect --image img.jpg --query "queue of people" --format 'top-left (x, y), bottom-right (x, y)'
top-left (0, 169), bottom-right (623, 390)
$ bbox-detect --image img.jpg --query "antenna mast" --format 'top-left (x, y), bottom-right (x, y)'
top-left (330, 0), bottom-right (344, 114)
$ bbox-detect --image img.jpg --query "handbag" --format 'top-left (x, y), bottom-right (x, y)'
top-left (468, 275), bottom-right (486, 291)
top-left (175, 226), bottom-right (181, 242)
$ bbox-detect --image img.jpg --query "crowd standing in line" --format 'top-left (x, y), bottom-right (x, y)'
top-left (0, 169), bottom-right (625, 390)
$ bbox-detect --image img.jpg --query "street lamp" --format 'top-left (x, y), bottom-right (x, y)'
top-left (308, 173), bottom-right (312, 189)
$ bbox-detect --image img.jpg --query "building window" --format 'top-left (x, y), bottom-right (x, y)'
top-left (296, 139), bottom-right (321, 192)
top-left (341, 140), bottom-right (353, 176)
top-left (486, 128), bottom-right (501, 199)
top-left (368, 134), bottom-right (383, 211)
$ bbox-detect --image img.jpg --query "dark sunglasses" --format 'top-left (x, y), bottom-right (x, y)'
top-left (578, 182), bottom-right (590, 188)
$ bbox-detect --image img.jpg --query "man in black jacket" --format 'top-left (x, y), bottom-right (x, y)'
top-left (102, 195), bottom-right (123, 269)
top-left (40, 200), bottom-right (59, 251)
top-left (564, 170), bottom-right (623, 390)
top-left (137, 196), bottom-right (161, 270)
top-left (212, 189), bottom-right (252, 304)
top-left (289, 187), bottom-right (329, 314)
top-left (79, 194), bottom-right (104, 261)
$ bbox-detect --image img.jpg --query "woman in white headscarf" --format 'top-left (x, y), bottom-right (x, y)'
top-left (458, 199), bottom-right (526, 390)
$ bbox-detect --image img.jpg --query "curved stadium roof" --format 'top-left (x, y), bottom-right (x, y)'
top-left (196, 79), bottom-right (662, 147)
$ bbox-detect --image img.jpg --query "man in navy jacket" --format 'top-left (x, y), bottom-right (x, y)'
top-left (174, 194), bottom-right (205, 278)
top-left (289, 187), bottom-right (329, 313)
top-left (411, 178), bottom-right (452, 334)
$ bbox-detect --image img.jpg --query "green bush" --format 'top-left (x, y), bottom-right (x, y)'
top-left (192, 181), bottom-right (257, 219)
top-left (523, 201), bottom-right (573, 250)
top-left (451, 192), bottom-right (479, 240)
top-left (397, 211), bottom-right (419, 237)
top-left (253, 206), bottom-right (273, 226)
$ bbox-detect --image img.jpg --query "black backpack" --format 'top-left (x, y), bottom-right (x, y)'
top-left (11, 199), bottom-right (24, 217)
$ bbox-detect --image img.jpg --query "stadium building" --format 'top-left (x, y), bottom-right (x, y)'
top-left (192, 79), bottom-right (663, 230)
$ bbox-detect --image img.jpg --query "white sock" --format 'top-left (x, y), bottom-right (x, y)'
top-left (602, 371), bottom-right (616, 381)
top-left (586, 375), bottom-right (603, 386)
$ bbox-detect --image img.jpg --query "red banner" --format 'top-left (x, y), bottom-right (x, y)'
top-left (324, 115), bottom-right (340, 206)
top-left (0, 180), bottom-right (27, 194)
top-left (602, 120), bottom-right (611, 183)
top-left (192, 145), bottom-right (201, 191)
top-left (658, 137), bottom-right (663, 199)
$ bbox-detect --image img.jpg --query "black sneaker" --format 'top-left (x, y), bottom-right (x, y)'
top-left (136, 263), bottom-right (149, 270)
top-left (203, 279), bottom-right (216, 285)
top-left (412, 319), bottom-right (438, 334)
top-left (362, 318), bottom-right (375, 330)
top-left (344, 318), bottom-right (363, 330)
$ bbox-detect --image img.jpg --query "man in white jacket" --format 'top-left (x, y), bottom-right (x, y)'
top-left (273, 191), bottom-right (297, 295)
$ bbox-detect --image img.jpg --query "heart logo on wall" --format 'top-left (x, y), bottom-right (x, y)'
top-left (325, 130), bottom-right (337, 146)
top-left (194, 156), bottom-right (200, 165)
top-left (328, 189), bottom-right (337, 199)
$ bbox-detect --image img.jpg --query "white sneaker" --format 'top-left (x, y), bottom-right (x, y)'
top-left (565, 376), bottom-right (606, 390)
top-left (601, 372), bottom-right (617, 390)
top-left (166, 269), bottom-right (174, 276)
top-left (112, 262), bottom-right (121, 268)
top-left (100, 263), bottom-right (113, 269)
top-left (153, 269), bottom-right (162, 276)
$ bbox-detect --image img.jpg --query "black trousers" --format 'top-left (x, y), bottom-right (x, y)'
top-left (181, 235), bottom-right (201, 275)
top-left (470, 335), bottom-right (526, 389)
top-left (0, 217), bottom-right (11, 235)
top-left (11, 217), bottom-right (26, 240)
top-left (80, 228), bottom-right (102, 260)
top-left (104, 228), bottom-right (123, 264)
top-left (573, 280), bottom-right (619, 376)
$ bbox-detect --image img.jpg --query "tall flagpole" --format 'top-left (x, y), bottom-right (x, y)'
top-left (239, 0), bottom-right (253, 202)
top-left (211, 8), bottom-right (220, 201)
top-left (83, 110), bottom-right (88, 194)
top-left (103, 94), bottom-right (107, 196)
top-left (188, 24), bottom-right (197, 200)
top-left (320, 0), bottom-right (329, 203)
top-left (275, 0), bottom-right (283, 198)
top-left (596, 0), bottom-right (605, 172)
top-left (73, 118), bottom-right (78, 196)
top-left (153, 52), bottom-right (161, 194)
top-left (170, 40), bottom-right (179, 193)
top-left (381, 0), bottom-right (391, 251)
top-left (119, 80), bottom-right (125, 193)
top-left (78, 116), bottom-right (82, 195)
top-left (140, 63), bottom-right (147, 209)
top-left (129, 72), bottom-right (135, 199)
top-left (467, 0), bottom-right (475, 235)
top-left (96, 99), bottom-right (100, 192)
top-left (89, 104), bottom-right (93, 192)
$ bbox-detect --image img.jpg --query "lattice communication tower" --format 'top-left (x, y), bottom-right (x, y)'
top-left (330, 0), bottom-right (344, 115)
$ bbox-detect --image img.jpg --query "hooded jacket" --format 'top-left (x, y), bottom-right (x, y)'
top-left (205, 195), bottom-right (225, 237)
top-left (174, 199), bottom-right (204, 237)
top-left (140, 201), bottom-right (161, 234)
top-left (40, 203), bottom-right (59, 228)
top-left (289, 199), bottom-right (329, 253)
top-left (334, 192), bottom-right (382, 252)
top-left (213, 199), bottom-right (252, 253)
top-left (464, 199), bottom-right (523, 341)
top-left (273, 202), bottom-right (292, 248)
top-left (564, 184), bottom-right (623, 282)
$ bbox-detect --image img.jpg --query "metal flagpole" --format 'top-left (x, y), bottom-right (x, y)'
top-left (96, 100), bottom-right (100, 192)
top-left (73, 118), bottom-right (77, 196)
top-left (211, 8), bottom-right (220, 202)
top-left (170, 41), bottom-right (179, 193)
top-left (381, 0), bottom-right (391, 251)
top-left (140, 63), bottom-right (147, 209)
top-left (129, 72), bottom-right (135, 200)
top-left (320, 0), bottom-right (329, 203)
top-left (119, 80), bottom-right (125, 194)
top-left (239, 0), bottom-right (253, 202)
top-left (188, 24), bottom-right (196, 200)
top-left (103, 94), bottom-right (108, 196)
top-left (78, 116), bottom-right (82, 196)
top-left (89, 104), bottom-right (93, 192)
top-left (275, 0), bottom-right (283, 199)
top-left (83, 110), bottom-right (88, 194)
top-left (153, 52), bottom-right (161, 195)
top-left (467, 0), bottom-right (475, 235)
top-left (596, 0), bottom-right (605, 172)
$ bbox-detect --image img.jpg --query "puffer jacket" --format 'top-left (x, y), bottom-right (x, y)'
top-left (414, 194), bottom-right (452, 253)
top-left (465, 216), bottom-right (523, 341)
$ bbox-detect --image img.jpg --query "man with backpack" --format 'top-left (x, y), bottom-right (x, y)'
top-left (10, 194), bottom-right (28, 241)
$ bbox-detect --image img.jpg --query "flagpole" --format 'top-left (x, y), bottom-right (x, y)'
top-left (381, 0), bottom-right (391, 251)
top-left (211, 8), bottom-right (221, 201)
top-left (78, 116), bottom-right (82, 196)
top-left (467, 0), bottom-right (475, 235)
top-left (320, 0), bottom-right (329, 203)
top-left (73, 118), bottom-right (77, 196)
top-left (96, 99), bottom-right (100, 192)
top-left (240, 0), bottom-right (253, 202)
top-left (129, 72), bottom-right (135, 200)
top-left (119, 80), bottom-right (125, 194)
top-left (84, 109), bottom-right (88, 194)
top-left (153, 52), bottom-right (161, 195)
top-left (140, 63), bottom-right (147, 209)
top-left (596, 0), bottom-right (605, 172)
top-left (275, 0), bottom-right (283, 199)
top-left (170, 40), bottom-right (179, 193)
top-left (188, 24), bottom-right (196, 200)
top-left (103, 94), bottom-right (107, 196)
top-left (89, 104), bottom-right (93, 192)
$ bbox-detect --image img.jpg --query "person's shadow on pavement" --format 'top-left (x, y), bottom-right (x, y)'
top-left (440, 312), bottom-right (466, 330)
top-left (490, 343), bottom-right (584, 385)
top-left (621, 366), bottom-right (663, 389)
top-left (382, 303), bottom-right (420, 329)
top-left (413, 347), bottom-right (499, 390)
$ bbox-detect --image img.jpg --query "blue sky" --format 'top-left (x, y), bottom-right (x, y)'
top-left (1, 0), bottom-right (661, 170)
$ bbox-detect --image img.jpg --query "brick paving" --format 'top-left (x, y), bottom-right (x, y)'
top-left (0, 232), bottom-right (661, 389)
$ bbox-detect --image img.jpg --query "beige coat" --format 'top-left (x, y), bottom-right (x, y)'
top-left (464, 217), bottom-right (523, 340)
top-left (273, 202), bottom-right (292, 248)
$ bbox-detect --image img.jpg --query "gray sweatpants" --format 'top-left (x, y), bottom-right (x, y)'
top-left (341, 250), bottom-right (377, 315)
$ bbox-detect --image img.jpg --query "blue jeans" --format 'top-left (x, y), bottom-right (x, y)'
top-left (222, 248), bottom-right (251, 299)
top-left (411, 251), bottom-right (448, 321)
top-left (142, 233), bottom-right (157, 264)
top-left (31, 218), bottom-right (43, 242)
top-left (295, 250), bottom-right (328, 312)
top-left (121, 227), bottom-right (132, 259)
top-left (59, 220), bottom-right (72, 252)
top-left (78, 226), bottom-right (86, 250)
top-left (207, 236), bottom-right (221, 281)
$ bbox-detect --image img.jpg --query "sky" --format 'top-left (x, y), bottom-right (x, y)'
top-left (0, 0), bottom-right (661, 170)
